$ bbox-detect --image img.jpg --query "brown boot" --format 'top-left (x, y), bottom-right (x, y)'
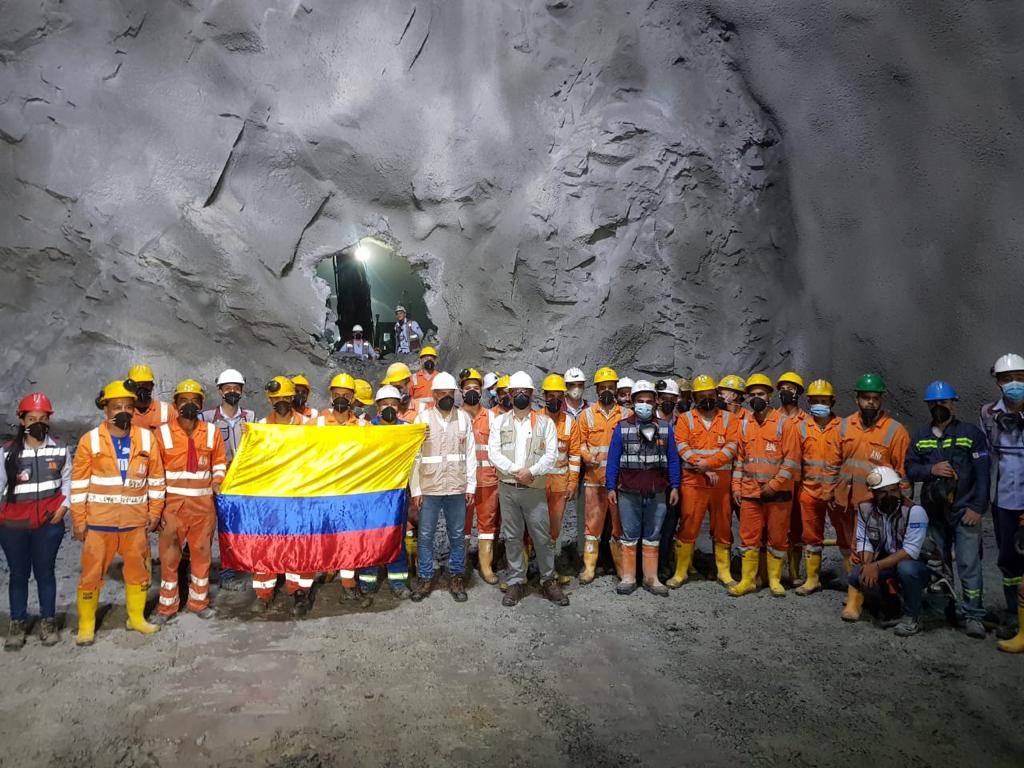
top-left (410, 575), bottom-right (433, 603)
top-left (449, 574), bottom-right (468, 603)
top-left (541, 579), bottom-right (570, 606)
top-left (502, 583), bottom-right (525, 607)
top-left (641, 544), bottom-right (669, 597)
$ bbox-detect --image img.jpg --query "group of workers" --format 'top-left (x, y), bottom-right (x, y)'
top-left (2, 347), bottom-right (1024, 657)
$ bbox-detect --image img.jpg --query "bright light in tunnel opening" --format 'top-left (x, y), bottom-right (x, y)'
top-left (354, 244), bottom-right (372, 262)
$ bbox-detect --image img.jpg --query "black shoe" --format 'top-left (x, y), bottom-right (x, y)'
top-left (502, 583), bottom-right (525, 607)
top-left (292, 591), bottom-right (311, 617)
top-left (449, 574), bottom-right (468, 603)
top-left (4, 620), bottom-right (26, 651)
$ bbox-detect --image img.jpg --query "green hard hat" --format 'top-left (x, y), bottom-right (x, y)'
top-left (855, 372), bottom-right (886, 394)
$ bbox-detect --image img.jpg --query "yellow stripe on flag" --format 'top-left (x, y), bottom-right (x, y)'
top-left (221, 423), bottom-right (426, 498)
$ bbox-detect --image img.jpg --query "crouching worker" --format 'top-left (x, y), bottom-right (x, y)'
top-left (843, 466), bottom-right (930, 636)
top-left (153, 380), bottom-right (226, 624)
top-left (72, 380), bottom-right (165, 645)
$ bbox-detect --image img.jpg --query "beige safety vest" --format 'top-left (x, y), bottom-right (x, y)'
top-left (416, 407), bottom-right (472, 495)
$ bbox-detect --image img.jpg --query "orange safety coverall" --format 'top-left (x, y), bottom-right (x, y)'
top-left (133, 400), bottom-right (176, 431)
top-left (579, 403), bottom-right (624, 543)
top-left (410, 370), bottom-right (436, 403)
top-left (545, 411), bottom-right (581, 541)
top-left (796, 416), bottom-right (842, 551)
top-left (732, 411), bottom-right (801, 555)
top-left (316, 410), bottom-right (360, 426)
top-left (156, 420), bottom-right (227, 615)
top-left (253, 410), bottom-right (315, 599)
top-left (401, 399), bottom-right (432, 424)
top-left (70, 424), bottom-right (165, 591)
top-left (675, 409), bottom-right (740, 545)
top-left (465, 407), bottom-right (501, 540)
top-left (779, 408), bottom-right (810, 545)
top-left (833, 412), bottom-right (910, 551)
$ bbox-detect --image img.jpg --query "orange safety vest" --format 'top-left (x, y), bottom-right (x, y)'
top-left (70, 423), bottom-right (165, 531)
top-left (797, 416), bottom-right (842, 501)
top-left (835, 412), bottom-right (910, 508)
top-left (157, 421), bottom-right (227, 512)
top-left (259, 412), bottom-right (309, 425)
top-left (674, 409), bottom-right (740, 487)
top-left (315, 410), bottom-right (360, 426)
top-left (547, 411), bottom-right (581, 492)
top-left (410, 370), bottom-right (436, 403)
top-left (580, 403), bottom-right (623, 486)
top-left (468, 407), bottom-right (498, 487)
top-left (133, 400), bottom-right (175, 431)
top-left (732, 411), bottom-right (801, 498)
top-left (401, 400), bottom-right (432, 424)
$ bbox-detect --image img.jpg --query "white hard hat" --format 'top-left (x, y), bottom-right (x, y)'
top-left (865, 465), bottom-right (902, 490)
top-left (617, 377), bottom-right (635, 391)
top-left (216, 369), bottom-right (245, 387)
top-left (992, 353), bottom-right (1024, 376)
top-left (431, 371), bottom-right (458, 391)
top-left (352, 324), bottom-right (363, 332)
top-left (564, 367), bottom-right (586, 384)
top-left (375, 385), bottom-right (402, 402)
top-left (657, 378), bottom-right (681, 396)
top-left (482, 372), bottom-right (500, 390)
top-left (508, 371), bottom-right (535, 390)
top-left (395, 305), bottom-right (406, 312)
top-left (631, 379), bottom-right (657, 397)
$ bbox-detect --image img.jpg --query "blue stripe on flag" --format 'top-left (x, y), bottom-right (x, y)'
top-left (216, 489), bottom-right (404, 537)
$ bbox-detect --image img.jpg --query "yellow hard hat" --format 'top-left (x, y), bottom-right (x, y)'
top-left (420, 346), bottom-right (438, 358)
top-left (692, 374), bottom-right (717, 393)
top-left (806, 379), bottom-right (835, 397)
top-left (97, 379), bottom-right (137, 408)
top-left (382, 362), bottom-right (412, 385)
top-left (354, 379), bottom-right (374, 406)
top-left (718, 374), bottom-right (746, 392)
top-left (594, 366), bottom-right (619, 384)
top-left (173, 379), bottom-right (205, 400)
top-left (676, 378), bottom-right (692, 392)
top-left (542, 373), bottom-right (567, 393)
top-left (776, 371), bottom-right (805, 390)
top-left (744, 373), bottom-right (774, 391)
top-left (459, 367), bottom-right (483, 384)
top-left (265, 375), bottom-right (296, 399)
top-left (496, 375), bottom-right (510, 389)
top-left (291, 374), bottom-right (311, 390)
top-left (329, 372), bottom-right (356, 391)
top-left (127, 364), bottom-right (155, 384)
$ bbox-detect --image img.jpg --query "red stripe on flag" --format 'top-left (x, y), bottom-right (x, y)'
top-left (219, 525), bottom-right (403, 573)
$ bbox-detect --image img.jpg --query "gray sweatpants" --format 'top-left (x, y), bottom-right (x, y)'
top-left (499, 483), bottom-right (555, 585)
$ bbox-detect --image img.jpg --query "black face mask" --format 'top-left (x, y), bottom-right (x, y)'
top-left (135, 387), bottom-right (153, 404)
top-left (332, 397), bottom-right (350, 412)
top-left (546, 398), bottom-right (562, 414)
top-left (749, 397), bottom-right (768, 413)
top-left (380, 407), bottom-right (398, 423)
top-left (438, 396), bottom-right (455, 411)
top-left (659, 402), bottom-right (675, 416)
top-left (223, 392), bottom-right (242, 406)
top-left (26, 422), bottom-right (49, 441)
top-left (859, 407), bottom-right (879, 426)
top-left (878, 496), bottom-right (901, 516)
top-left (499, 395), bottom-right (512, 411)
top-left (112, 412), bottom-right (133, 431)
top-left (273, 401), bottom-right (293, 417)
top-left (677, 400), bottom-right (691, 413)
top-left (930, 405), bottom-right (952, 425)
top-left (178, 403), bottom-right (200, 421)
top-left (354, 334), bottom-right (362, 340)
top-left (293, 393), bottom-right (308, 409)
top-left (598, 391), bottom-right (615, 406)
top-left (716, 396), bottom-right (729, 410)
top-left (697, 397), bottom-right (716, 412)
top-left (400, 392), bottom-right (411, 406)
top-left (779, 390), bottom-right (798, 406)
top-left (423, 359), bottom-right (436, 372)
top-left (462, 390), bottom-right (481, 406)
top-left (513, 393), bottom-right (531, 410)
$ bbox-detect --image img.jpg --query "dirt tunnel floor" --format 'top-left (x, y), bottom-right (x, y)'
top-left (0, 522), bottom-right (1021, 768)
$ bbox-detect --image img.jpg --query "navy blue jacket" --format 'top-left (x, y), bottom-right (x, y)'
top-left (905, 419), bottom-right (990, 515)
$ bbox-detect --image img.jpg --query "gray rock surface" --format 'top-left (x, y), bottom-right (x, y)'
top-left (2, 0), bottom-right (1021, 435)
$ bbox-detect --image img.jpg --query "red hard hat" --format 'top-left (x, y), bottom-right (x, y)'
top-left (17, 392), bottom-right (54, 415)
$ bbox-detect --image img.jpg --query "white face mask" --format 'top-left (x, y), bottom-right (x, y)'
top-left (567, 386), bottom-right (584, 399)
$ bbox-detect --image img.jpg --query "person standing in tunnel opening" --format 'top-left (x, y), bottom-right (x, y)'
top-left (126, 364), bottom-right (175, 430)
top-left (410, 346), bottom-right (439, 403)
top-left (0, 393), bottom-right (70, 650)
top-left (394, 305), bottom-right (424, 354)
top-left (339, 324), bottom-right (379, 360)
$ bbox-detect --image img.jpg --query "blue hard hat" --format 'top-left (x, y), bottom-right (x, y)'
top-left (923, 380), bottom-right (958, 402)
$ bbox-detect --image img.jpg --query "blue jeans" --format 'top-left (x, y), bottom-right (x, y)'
top-left (417, 495), bottom-right (466, 579)
top-left (0, 522), bottom-right (65, 621)
top-left (993, 506), bottom-right (1024, 611)
top-left (849, 559), bottom-right (930, 618)
top-left (617, 490), bottom-right (668, 546)
top-left (928, 512), bottom-right (984, 620)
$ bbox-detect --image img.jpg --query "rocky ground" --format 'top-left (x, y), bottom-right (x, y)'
top-left (0, 517), bottom-right (1020, 768)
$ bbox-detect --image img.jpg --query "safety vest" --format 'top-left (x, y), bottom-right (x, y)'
top-left (733, 413), bottom-right (800, 496)
top-left (469, 407), bottom-right (498, 487)
top-left (618, 416), bottom-right (671, 471)
top-left (495, 410), bottom-right (552, 489)
top-left (797, 417), bottom-right (842, 500)
top-left (158, 422), bottom-right (226, 500)
top-left (581, 404), bottom-right (623, 485)
top-left (836, 413), bottom-right (907, 506)
top-left (133, 400), bottom-right (175, 431)
top-left (201, 406), bottom-right (255, 465)
top-left (550, 412), bottom-right (581, 476)
top-left (1, 437), bottom-right (68, 528)
top-left (315, 411), bottom-right (359, 426)
top-left (677, 409), bottom-right (736, 471)
top-left (258, 412), bottom-right (308, 425)
top-left (980, 400), bottom-right (1024, 504)
top-left (410, 371), bottom-right (436, 403)
top-left (415, 407), bottom-right (473, 495)
top-left (857, 501), bottom-right (911, 555)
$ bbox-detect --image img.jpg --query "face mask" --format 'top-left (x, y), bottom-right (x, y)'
top-left (354, 406), bottom-right (369, 419)
top-left (135, 387), bottom-right (153, 404)
top-left (513, 393), bottom-right (531, 410)
top-left (423, 359), bottom-right (436, 372)
top-left (634, 402), bottom-right (654, 421)
top-left (112, 412), bottom-right (133, 431)
top-left (332, 397), bottom-right (350, 412)
top-left (463, 390), bottom-right (481, 406)
top-left (697, 397), bottom-right (716, 412)
top-left (380, 407), bottom-right (398, 423)
top-left (659, 402), bottom-right (675, 416)
top-left (930, 404), bottom-right (952, 424)
top-left (273, 401), bottom-right (293, 417)
top-left (401, 392), bottom-right (411, 406)
top-left (749, 396), bottom-right (768, 413)
top-left (567, 386), bottom-right (584, 400)
top-left (859, 407), bottom-right (879, 425)
top-left (178, 403), bottom-right (200, 421)
top-left (354, 333), bottom-right (362, 340)
top-left (438, 395), bottom-right (455, 411)
top-left (598, 391), bottom-right (615, 406)
top-left (677, 400), bottom-right (691, 413)
top-left (223, 392), bottom-right (242, 406)
top-left (546, 398), bottom-right (563, 414)
top-left (26, 422), bottom-right (49, 441)
top-left (487, 388), bottom-right (497, 401)
top-left (809, 404), bottom-right (831, 418)
top-left (1002, 381), bottom-right (1024, 403)
top-left (292, 393), bottom-right (308, 409)
top-left (715, 396), bottom-right (728, 410)
top-left (878, 495), bottom-right (901, 516)
top-left (779, 390), bottom-right (798, 406)
top-left (499, 395), bottom-right (512, 411)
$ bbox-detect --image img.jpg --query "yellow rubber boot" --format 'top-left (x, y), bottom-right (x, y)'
top-left (714, 543), bottom-right (735, 587)
top-left (76, 589), bottom-right (100, 647)
top-left (840, 548), bottom-right (852, 575)
top-left (841, 585), bottom-right (865, 622)
top-left (796, 552), bottom-right (822, 596)
top-left (125, 584), bottom-right (160, 635)
top-left (788, 546), bottom-right (803, 586)
top-left (997, 606), bottom-right (1024, 653)
top-left (406, 533), bottom-right (418, 575)
top-left (755, 550), bottom-right (768, 589)
top-left (477, 539), bottom-right (498, 585)
top-left (579, 539), bottom-right (599, 584)
top-left (767, 553), bottom-right (786, 597)
top-left (667, 541), bottom-right (694, 588)
top-left (728, 550), bottom-right (759, 597)
top-left (609, 539), bottom-right (623, 578)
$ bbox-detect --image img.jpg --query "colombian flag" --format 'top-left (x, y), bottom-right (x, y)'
top-left (215, 423), bottom-right (426, 573)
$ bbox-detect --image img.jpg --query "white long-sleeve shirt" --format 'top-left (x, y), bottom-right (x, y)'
top-left (488, 410), bottom-right (559, 479)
